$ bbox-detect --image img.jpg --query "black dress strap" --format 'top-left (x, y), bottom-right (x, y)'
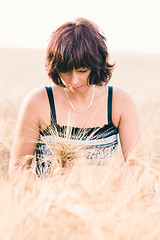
top-left (108, 86), bottom-right (113, 123)
top-left (45, 86), bottom-right (57, 123)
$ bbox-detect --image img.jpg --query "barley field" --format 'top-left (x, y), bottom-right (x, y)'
top-left (0, 48), bottom-right (160, 240)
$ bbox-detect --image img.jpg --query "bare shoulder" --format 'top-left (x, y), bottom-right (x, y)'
top-left (18, 86), bottom-right (49, 123)
top-left (113, 87), bottom-right (136, 105)
top-left (23, 86), bottom-right (47, 106)
top-left (112, 86), bottom-right (138, 127)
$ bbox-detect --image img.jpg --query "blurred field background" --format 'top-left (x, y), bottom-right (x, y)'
top-left (0, 48), bottom-right (160, 239)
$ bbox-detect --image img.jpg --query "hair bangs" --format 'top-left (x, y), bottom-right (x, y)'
top-left (56, 35), bottom-right (95, 73)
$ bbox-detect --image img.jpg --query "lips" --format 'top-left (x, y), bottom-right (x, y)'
top-left (72, 85), bottom-right (83, 90)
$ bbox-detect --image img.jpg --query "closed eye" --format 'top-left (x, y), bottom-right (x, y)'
top-left (77, 69), bottom-right (88, 73)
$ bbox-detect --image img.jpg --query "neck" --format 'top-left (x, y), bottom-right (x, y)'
top-left (64, 85), bottom-right (95, 113)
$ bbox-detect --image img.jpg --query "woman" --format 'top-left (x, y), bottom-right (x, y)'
top-left (9, 18), bottom-right (145, 178)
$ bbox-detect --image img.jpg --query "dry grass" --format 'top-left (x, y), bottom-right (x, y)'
top-left (0, 48), bottom-right (160, 239)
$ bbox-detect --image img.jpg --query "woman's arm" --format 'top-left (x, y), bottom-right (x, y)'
top-left (9, 90), bottom-right (41, 177)
top-left (115, 89), bottom-right (146, 164)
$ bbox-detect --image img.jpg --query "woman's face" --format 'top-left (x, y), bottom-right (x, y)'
top-left (59, 68), bottom-right (91, 93)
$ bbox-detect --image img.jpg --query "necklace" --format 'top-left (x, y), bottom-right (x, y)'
top-left (64, 86), bottom-right (95, 113)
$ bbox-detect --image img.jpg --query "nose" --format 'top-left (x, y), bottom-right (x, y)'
top-left (70, 71), bottom-right (80, 86)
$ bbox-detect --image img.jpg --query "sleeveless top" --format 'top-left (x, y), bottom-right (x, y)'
top-left (35, 86), bottom-right (119, 177)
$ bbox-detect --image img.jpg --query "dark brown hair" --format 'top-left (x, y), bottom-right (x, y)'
top-left (45, 18), bottom-right (114, 86)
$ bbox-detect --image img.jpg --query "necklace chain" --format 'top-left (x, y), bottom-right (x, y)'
top-left (64, 86), bottom-right (95, 113)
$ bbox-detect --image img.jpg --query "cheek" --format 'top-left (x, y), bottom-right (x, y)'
top-left (84, 73), bottom-right (91, 82)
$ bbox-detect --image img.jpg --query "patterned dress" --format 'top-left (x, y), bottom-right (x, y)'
top-left (35, 86), bottom-right (119, 177)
